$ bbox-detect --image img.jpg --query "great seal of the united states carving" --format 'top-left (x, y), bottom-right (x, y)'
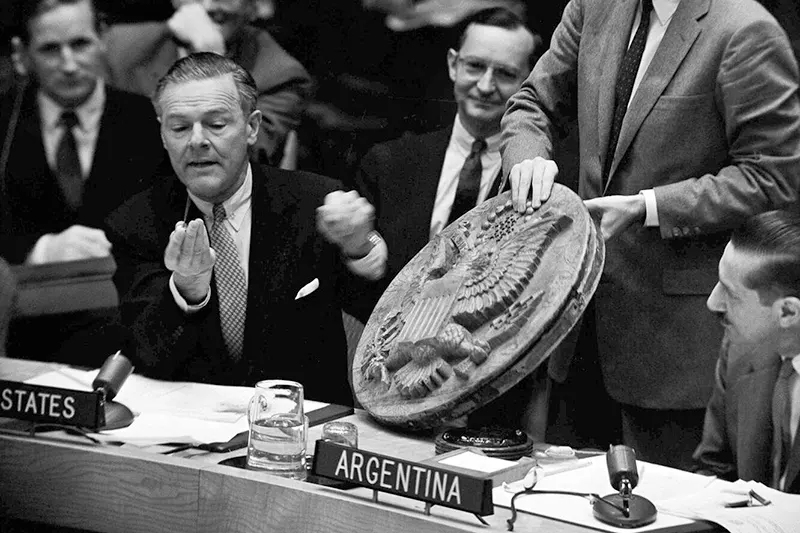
top-left (353, 185), bottom-right (604, 429)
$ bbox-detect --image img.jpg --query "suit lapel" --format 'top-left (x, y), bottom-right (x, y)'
top-left (606, 0), bottom-right (709, 189)
top-left (242, 164), bottom-right (279, 355)
top-left (88, 89), bottom-right (114, 184)
top-left (596, 0), bottom-right (639, 185)
top-left (413, 128), bottom-right (450, 244)
top-left (735, 356), bottom-right (780, 483)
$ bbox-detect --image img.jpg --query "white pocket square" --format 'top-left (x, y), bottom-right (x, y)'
top-left (294, 278), bottom-right (319, 300)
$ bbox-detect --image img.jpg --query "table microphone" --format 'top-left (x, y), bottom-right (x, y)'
top-left (592, 445), bottom-right (657, 528)
top-left (92, 351), bottom-right (135, 430)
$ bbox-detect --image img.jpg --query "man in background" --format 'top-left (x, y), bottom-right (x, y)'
top-left (354, 7), bottom-right (546, 436)
top-left (0, 0), bottom-right (165, 265)
top-left (695, 209), bottom-right (800, 494)
top-left (501, 0), bottom-right (800, 468)
top-left (106, 53), bottom-right (386, 405)
top-left (103, 0), bottom-right (311, 166)
top-left (356, 8), bottom-right (540, 304)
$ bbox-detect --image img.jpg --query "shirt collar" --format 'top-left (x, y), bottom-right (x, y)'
top-left (38, 79), bottom-right (106, 132)
top-left (789, 354), bottom-right (800, 374)
top-left (189, 163), bottom-right (253, 232)
top-left (652, 0), bottom-right (681, 26)
top-left (452, 115), bottom-right (502, 154)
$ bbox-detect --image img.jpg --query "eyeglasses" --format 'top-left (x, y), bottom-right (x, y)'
top-left (455, 54), bottom-right (526, 86)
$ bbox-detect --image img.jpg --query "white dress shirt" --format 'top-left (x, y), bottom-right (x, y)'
top-left (27, 82), bottom-right (107, 264)
top-left (627, 0), bottom-right (681, 226)
top-left (38, 80), bottom-right (105, 178)
top-left (171, 164), bottom-right (387, 312)
top-left (430, 115), bottom-right (503, 239)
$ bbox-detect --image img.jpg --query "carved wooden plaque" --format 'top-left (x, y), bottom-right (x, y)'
top-left (353, 185), bottom-right (604, 429)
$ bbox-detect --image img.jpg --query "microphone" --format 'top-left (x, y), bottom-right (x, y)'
top-left (93, 351), bottom-right (135, 430)
top-left (592, 445), bottom-right (657, 528)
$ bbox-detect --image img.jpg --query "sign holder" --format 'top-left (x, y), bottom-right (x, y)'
top-left (312, 439), bottom-right (494, 525)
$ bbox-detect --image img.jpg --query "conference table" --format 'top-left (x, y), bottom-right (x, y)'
top-left (0, 358), bottom-right (718, 533)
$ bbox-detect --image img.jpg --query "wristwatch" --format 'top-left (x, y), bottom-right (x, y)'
top-left (344, 230), bottom-right (383, 260)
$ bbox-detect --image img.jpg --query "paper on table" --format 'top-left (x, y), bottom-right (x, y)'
top-left (438, 451), bottom-right (520, 473)
top-left (25, 367), bottom-right (328, 445)
top-left (94, 413), bottom-right (250, 446)
top-left (493, 454), bottom-right (704, 533)
top-left (657, 479), bottom-right (800, 533)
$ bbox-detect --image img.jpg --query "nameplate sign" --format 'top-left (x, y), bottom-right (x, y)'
top-left (312, 439), bottom-right (493, 515)
top-left (0, 380), bottom-right (103, 428)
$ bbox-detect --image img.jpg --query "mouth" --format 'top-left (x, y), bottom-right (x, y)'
top-left (187, 161), bottom-right (218, 170)
top-left (469, 97), bottom-right (501, 108)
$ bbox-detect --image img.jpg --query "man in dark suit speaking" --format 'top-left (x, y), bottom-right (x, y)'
top-left (106, 53), bottom-right (386, 405)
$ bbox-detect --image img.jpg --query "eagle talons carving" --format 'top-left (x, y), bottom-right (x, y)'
top-left (389, 324), bottom-right (490, 399)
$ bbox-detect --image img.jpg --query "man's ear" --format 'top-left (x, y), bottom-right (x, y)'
top-left (246, 109), bottom-right (262, 145)
top-left (447, 48), bottom-right (458, 83)
top-left (778, 296), bottom-right (800, 328)
top-left (11, 36), bottom-right (28, 77)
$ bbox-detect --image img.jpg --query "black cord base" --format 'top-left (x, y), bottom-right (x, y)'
top-left (592, 493), bottom-right (657, 528)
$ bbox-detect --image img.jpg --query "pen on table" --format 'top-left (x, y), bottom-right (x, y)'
top-left (724, 499), bottom-right (751, 508)
top-left (749, 489), bottom-right (771, 506)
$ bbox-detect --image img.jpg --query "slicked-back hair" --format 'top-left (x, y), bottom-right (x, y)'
top-left (14, 0), bottom-right (104, 44)
top-left (731, 209), bottom-right (800, 301)
top-left (152, 52), bottom-right (258, 117)
top-left (455, 7), bottom-right (543, 69)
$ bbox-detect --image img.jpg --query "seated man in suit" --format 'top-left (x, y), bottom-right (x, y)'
top-left (354, 7), bottom-right (544, 435)
top-left (355, 7), bottom-right (541, 306)
top-left (694, 209), bottom-right (800, 493)
top-left (0, 0), bottom-right (165, 265)
top-left (103, 0), bottom-right (312, 166)
top-left (106, 52), bottom-right (386, 405)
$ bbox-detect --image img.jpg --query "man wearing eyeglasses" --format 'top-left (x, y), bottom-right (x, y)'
top-left (354, 7), bottom-right (541, 308)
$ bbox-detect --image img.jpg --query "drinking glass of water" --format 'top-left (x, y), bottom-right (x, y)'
top-left (246, 380), bottom-right (307, 479)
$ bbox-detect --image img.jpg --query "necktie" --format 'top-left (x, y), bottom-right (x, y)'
top-left (448, 138), bottom-right (487, 225)
top-left (56, 110), bottom-right (83, 209)
top-left (602, 0), bottom-right (654, 186)
top-left (209, 204), bottom-right (248, 360)
top-left (772, 357), bottom-right (795, 489)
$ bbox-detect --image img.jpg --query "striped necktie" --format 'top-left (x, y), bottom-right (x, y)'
top-left (210, 204), bottom-right (248, 359)
top-left (602, 0), bottom-right (654, 187)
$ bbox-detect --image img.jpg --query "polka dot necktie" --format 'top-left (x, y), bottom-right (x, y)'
top-left (602, 0), bottom-right (654, 186)
top-left (56, 110), bottom-right (83, 209)
top-left (210, 204), bottom-right (248, 360)
top-left (772, 357), bottom-right (795, 490)
top-left (448, 138), bottom-right (487, 225)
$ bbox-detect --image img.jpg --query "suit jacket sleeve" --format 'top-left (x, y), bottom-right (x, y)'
top-left (500, 0), bottom-right (582, 176)
top-left (693, 338), bottom-right (737, 480)
top-left (105, 194), bottom-right (208, 378)
top-left (654, 17), bottom-right (800, 238)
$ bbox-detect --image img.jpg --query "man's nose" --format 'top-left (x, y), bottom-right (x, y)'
top-left (189, 124), bottom-right (209, 147)
top-left (706, 282), bottom-right (724, 313)
top-left (60, 46), bottom-right (78, 72)
top-left (476, 68), bottom-right (496, 93)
